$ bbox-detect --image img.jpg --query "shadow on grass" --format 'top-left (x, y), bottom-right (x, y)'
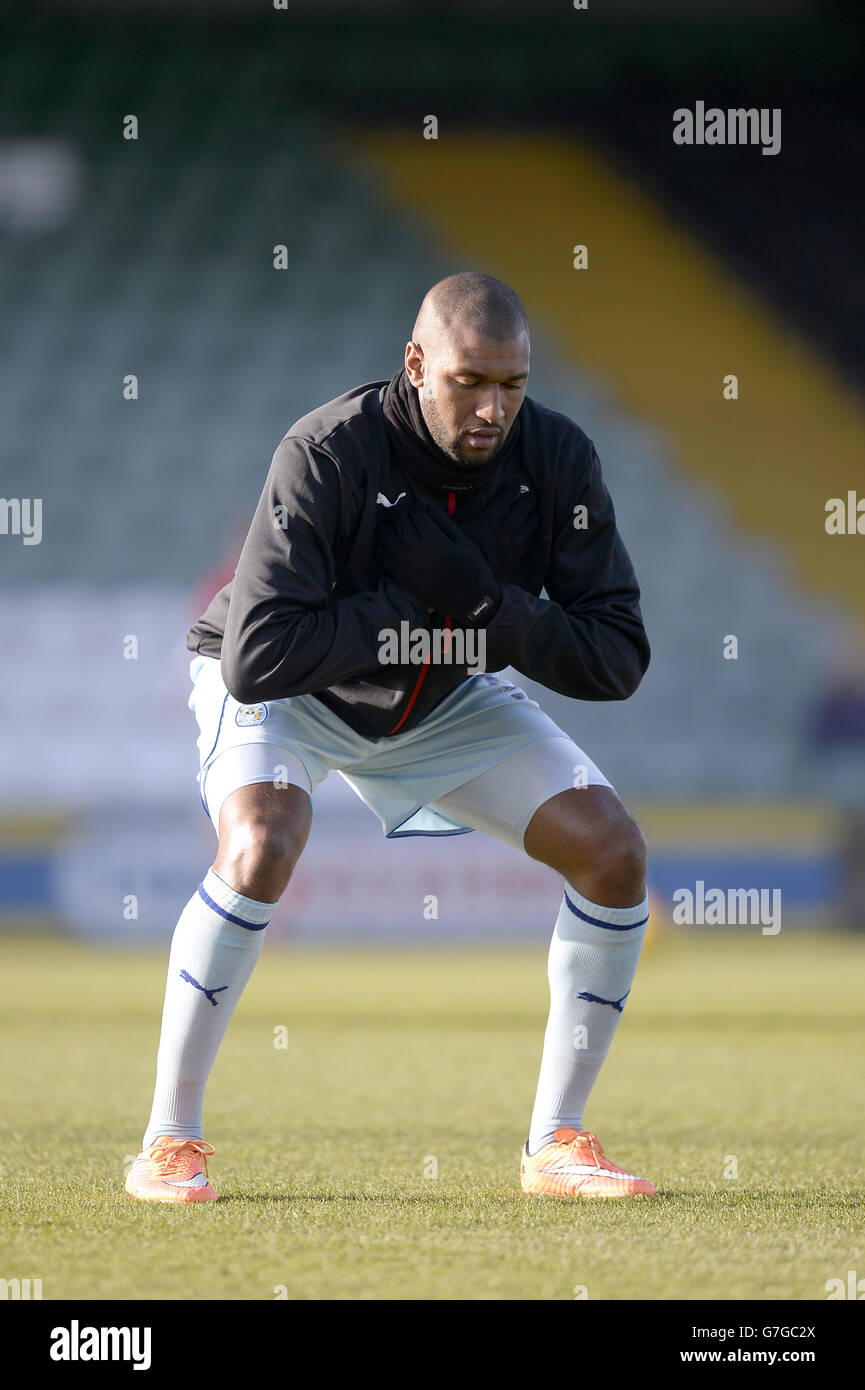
top-left (217, 1187), bottom-right (690, 1206)
top-left (218, 1189), bottom-right (486, 1205)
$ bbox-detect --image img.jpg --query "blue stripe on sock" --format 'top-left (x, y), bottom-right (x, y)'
top-left (563, 889), bottom-right (648, 932)
top-left (197, 882), bottom-right (269, 931)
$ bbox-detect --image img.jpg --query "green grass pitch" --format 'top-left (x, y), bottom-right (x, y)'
top-left (1, 928), bottom-right (862, 1301)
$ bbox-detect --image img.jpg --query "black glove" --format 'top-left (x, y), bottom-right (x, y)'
top-left (377, 501), bottom-right (502, 625)
top-left (459, 485), bottom-right (540, 574)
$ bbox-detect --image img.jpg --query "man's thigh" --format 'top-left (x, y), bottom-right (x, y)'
top-left (427, 734), bottom-right (612, 851)
top-left (189, 654), bottom-right (359, 830)
top-left (202, 742), bottom-right (314, 834)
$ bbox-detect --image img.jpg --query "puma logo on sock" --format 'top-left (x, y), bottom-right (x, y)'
top-left (180, 969), bottom-right (229, 1007)
top-left (577, 988), bottom-right (631, 1013)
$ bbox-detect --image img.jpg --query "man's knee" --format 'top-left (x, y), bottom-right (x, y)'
top-left (214, 782), bottom-right (312, 900)
top-left (559, 805), bottom-right (645, 896)
top-left (594, 816), bottom-right (647, 897)
top-left (526, 787), bottom-right (647, 903)
top-left (223, 812), bottom-right (306, 878)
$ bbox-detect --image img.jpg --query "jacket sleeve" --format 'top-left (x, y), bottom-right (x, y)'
top-left (220, 435), bottom-right (429, 703)
top-left (483, 444), bottom-right (649, 700)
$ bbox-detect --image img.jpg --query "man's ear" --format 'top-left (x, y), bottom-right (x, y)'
top-left (405, 340), bottom-right (425, 389)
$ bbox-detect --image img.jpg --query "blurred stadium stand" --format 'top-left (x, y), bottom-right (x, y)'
top-left (1, 2), bottom-right (863, 933)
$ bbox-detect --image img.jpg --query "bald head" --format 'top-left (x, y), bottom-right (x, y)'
top-left (413, 271), bottom-right (529, 350)
top-left (405, 272), bottom-right (530, 468)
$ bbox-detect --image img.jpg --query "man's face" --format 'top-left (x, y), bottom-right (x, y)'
top-left (405, 332), bottom-right (530, 467)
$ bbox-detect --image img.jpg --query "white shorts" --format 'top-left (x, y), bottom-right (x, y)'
top-left (190, 656), bottom-right (613, 852)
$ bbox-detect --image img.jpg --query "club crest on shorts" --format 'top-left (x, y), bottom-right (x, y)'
top-left (235, 703), bottom-right (268, 727)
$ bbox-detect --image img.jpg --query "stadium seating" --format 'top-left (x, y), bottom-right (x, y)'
top-left (0, 40), bottom-right (847, 806)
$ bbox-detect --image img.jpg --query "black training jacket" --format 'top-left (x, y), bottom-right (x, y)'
top-left (187, 380), bottom-right (650, 738)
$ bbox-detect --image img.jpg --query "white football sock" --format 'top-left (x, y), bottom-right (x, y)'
top-left (527, 883), bottom-right (649, 1155)
top-left (141, 869), bottom-right (278, 1149)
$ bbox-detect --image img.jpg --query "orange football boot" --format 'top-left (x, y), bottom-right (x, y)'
top-left (125, 1135), bottom-right (218, 1203)
top-left (521, 1128), bottom-right (656, 1198)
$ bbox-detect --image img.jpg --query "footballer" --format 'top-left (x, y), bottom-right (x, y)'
top-left (126, 272), bottom-right (655, 1202)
